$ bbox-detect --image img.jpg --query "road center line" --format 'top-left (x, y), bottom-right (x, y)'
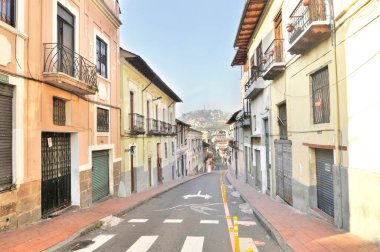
top-left (163, 219), bottom-right (183, 223)
top-left (200, 220), bottom-right (219, 224)
top-left (181, 236), bottom-right (204, 252)
top-left (128, 219), bottom-right (149, 223)
top-left (220, 173), bottom-right (236, 252)
top-left (126, 235), bottom-right (158, 252)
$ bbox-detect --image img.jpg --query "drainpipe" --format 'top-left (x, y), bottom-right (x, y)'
top-left (328, 0), bottom-right (343, 229)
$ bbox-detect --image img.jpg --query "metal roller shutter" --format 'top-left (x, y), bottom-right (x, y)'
top-left (316, 149), bottom-right (334, 217)
top-left (0, 84), bottom-right (13, 191)
top-left (92, 150), bottom-right (109, 203)
top-left (275, 140), bottom-right (293, 205)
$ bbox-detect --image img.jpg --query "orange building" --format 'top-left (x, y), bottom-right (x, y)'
top-left (0, 0), bottom-right (121, 230)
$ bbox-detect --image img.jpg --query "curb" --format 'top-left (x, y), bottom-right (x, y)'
top-left (44, 173), bottom-right (208, 252)
top-left (225, 173), bottom-right (294, 252)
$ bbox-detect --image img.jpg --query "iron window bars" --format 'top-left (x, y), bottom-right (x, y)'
top-left (97, 107), bottom-right (109, 132)
top-left (43, 43), bottom-right (97, 90)
top-left (311, 67), bottom-right (330, 124)
top-left (53, 97), bottom-right (66, 126)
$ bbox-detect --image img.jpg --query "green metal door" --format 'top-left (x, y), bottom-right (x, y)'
top-left (92, 150), bottom-right (109, 203)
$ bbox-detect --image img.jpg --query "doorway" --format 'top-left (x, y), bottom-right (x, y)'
top-left (57, 4), bottom-right (74, 76)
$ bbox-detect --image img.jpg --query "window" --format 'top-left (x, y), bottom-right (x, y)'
top-left (97, 107), bottom-right (109, 132)
top-left (278, 103), bottom-right (287, 140)
top-left (172, 142), bottom-right (175, 155)
top-left (96, 37), bottom-right (107, 78)
top-left (311, 67), bottom-right (330, 124)
top-left (164, 143), bottom-right (168, 158)
top-left (0, 0), bottom-right (15, 27)
top-left (53, 97), bottom-right (66, 126)
top-left (252, 115), bottom-right (256, 131)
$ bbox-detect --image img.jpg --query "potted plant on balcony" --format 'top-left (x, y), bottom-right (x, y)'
top-left (303, 0), bottom-right (310, 6)
top-left (269, 49), bottom-right (275, 56)
top-left (286, 23), bottom-right (294, 32)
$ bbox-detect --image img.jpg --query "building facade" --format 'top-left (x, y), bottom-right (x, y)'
top-left (119, 49), bottom-right (182, 196)
top-left (0, 0), bottom-right (122, 230)
top-left (231, 0), bottom-right (380, 244)
top-left (176, 119), bottom-right (190, 177)
top-left (186, 128), bottom-right (204, 175)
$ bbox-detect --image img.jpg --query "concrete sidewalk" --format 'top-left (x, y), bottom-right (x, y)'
top-left (226, 172), bottom-right (380, 252)
top-left (0, 175), bottom-right (203, 252)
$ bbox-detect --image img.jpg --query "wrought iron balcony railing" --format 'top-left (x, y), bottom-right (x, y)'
top-left (147, 118), bottom-right (159, 134)
top-left (262, 39), bottom-right (284, 70)
top-left (43, 43), bottom-right (97, 90)
top-left (245, 68), bottom-right (261, 92)
top-left (130, 113), bottom-right (145, 134)
top-left (288, 0), bottom-right (329, 45)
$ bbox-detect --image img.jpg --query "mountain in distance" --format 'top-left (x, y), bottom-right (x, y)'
top-left (178, 109), bottom-right (232, 132)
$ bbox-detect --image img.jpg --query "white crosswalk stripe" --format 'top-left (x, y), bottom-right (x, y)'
top-left (163, 219), bottom-right (183, 223)
top-left (128, 219), bottom-right (149, 223)
top-left (181, 236), bottom-right (204, 252)
top-left (200, 220), bottom-right (219, 224)
top-left (76, 234), bottom-right (115, 252)
top-left (126, 235), bottom-right (158, 252)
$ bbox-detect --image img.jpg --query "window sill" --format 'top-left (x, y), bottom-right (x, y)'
top-left (97, 74), bottom-right (111, 83)
top-left (0, 21), bottom-right (28, 40)
top-left (0, 183), bottom-right (16, 193)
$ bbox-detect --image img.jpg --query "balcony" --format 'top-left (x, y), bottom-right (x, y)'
top-left (241, 112), bottom-right (251, 128)
top-left (168, 124), bottom-right (177, 135)
top-left (130, 113), bottom-right (145, 134)
top-left (147, 119), bottom-right (160, 135)
top-left (245, 69), bottom-right (265, 99)
top-left (262, 39), bottom-right (286, 80)
top-left (287, 0), bottom-right (331, 55)
top-left (43, 43), bottom-right (97, 95)
top-left (160, 122), bottom-right (170, 135)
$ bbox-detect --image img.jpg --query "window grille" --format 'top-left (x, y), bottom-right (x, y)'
top-left (312, 67), bottom-right (330, 124)
top-left (0, 0), bottom-right (15, 27)
top-left (278, 103), bottom-right (287, 140)
top-left (164, 143), bottom-right (168, 158)
top-left (96, 37), bottom-right (107, 78)
top-left (53, 97), bottom-right (66, 126)
top-left (97, 108), bottom-right (109, 132)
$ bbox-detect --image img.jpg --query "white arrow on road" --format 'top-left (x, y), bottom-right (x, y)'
top-left (182, 190), bottom-right (212, 200)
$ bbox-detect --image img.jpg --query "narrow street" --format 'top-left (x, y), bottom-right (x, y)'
top-left (57, 169), bottom-right (281, 252)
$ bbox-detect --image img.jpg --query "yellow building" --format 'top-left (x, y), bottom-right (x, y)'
top-left (119, 49), bottom-right (182, 196)
top-left (0, 0), bottom-right (122, 230)
top-left (232, 0), bottom-right (380, 244)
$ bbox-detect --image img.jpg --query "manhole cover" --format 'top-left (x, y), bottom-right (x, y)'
top-left (70, 240), bottom-right (95, 251)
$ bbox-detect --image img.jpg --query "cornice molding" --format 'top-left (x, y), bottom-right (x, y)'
top-left (91, 0), bottom-right (122, 28)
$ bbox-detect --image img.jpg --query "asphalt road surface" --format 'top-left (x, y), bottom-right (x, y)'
top-left (57, 170), bottom-right (282, 252)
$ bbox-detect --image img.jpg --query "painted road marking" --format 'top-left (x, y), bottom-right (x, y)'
top-left (183, 190), bottom-right (212, 200)
top-left (181, 236), bottom-right (204, 252)
top-left (128, 219), bottom-right (148, 223)
top-left (237, 221), bottom-right (257, 227)
top-left (76, 234), bottom-right (115, 252)
top-left (126, 235), bottom-right (158, 252)
top-left (239, 237), bottom-right (259, 252)
top-left (200, 220), bottom-right (219, 224)
top-left (163, 219), bottom-right (183, 223)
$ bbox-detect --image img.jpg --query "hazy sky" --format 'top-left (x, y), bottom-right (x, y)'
top-left (119, 0), bottom-right (244, 115)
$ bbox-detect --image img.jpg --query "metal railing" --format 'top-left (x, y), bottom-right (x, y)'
top-left (130, 113), bottom-right (145, 133)
top-left (147, 118), bottom-right (159, 133)
top-left (262, 39), bottom-right (285, 71)
top-left (0, 0), bottom-right (14, 26)
top-left (43, 43), bottom-right (97, 90)
top-left (288, 0), bottom-right (328, 44)
top-left (245, 68), bottom-right (262, 91)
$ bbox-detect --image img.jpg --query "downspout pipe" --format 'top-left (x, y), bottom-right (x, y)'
top-left (328, 0), bottom-right (343, 229)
